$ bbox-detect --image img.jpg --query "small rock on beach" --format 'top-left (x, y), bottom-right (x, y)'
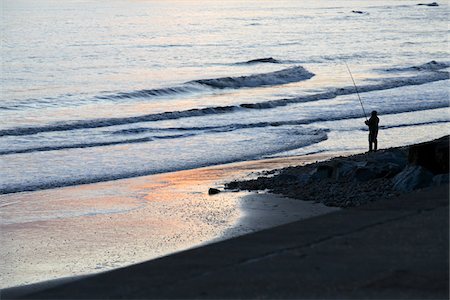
top-left (417, 2), bottom-right (439, 6)
top-left (208, 188), bottom-right (221, 195)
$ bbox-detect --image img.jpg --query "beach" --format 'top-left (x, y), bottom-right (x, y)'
top-left (2, 0), bottom-right (449, 298)
top-left (3, 136), bottom-right (448, 299)
top-left (0, 152), bottom-right (342, 289)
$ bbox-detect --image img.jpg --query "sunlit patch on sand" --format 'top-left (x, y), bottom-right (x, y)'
top-left (0, 153), bottom-right (338, 288)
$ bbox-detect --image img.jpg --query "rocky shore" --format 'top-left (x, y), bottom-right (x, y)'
top-left (226, 136), bottom-right (449, 207)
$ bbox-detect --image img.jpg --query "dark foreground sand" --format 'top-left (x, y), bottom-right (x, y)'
top-left (3, 185), bottom-right (448, 299)
top-left (2, 137), bottom-right (449, 299)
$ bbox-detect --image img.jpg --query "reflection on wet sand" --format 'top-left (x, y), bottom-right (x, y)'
top-left (0, 152), bottom-right (342, 288)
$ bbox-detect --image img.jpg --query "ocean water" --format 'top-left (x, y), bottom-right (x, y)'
top-left (1, 0), bottom-right (449, 194)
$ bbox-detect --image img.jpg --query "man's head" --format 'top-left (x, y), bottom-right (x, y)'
top-left (371, 110), bottom-right (377, 117)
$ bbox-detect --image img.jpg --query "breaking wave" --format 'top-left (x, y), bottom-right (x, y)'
top-left (96, 85), bottom-right (205, 100)
top-left (111, 107), bottom-right (450, 137)
top-left (0, 133), bottom-right (196, 155)
top-left (99, 66), bottom-right (314, 100)
top-left (2, 107), bottom-right (448, 156)
top-left (384, 60), bottom-right (450, 72)
top-left (0, 66), bottom-right (315, 109)
top-left (187, 66), bottom-right (314, 89)
top-left (379, 119), bottom-right (450, 130)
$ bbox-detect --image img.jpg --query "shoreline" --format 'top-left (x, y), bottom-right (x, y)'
top-left (0, 147), bottom-right (354, 196)
top-left (0, 151), bottom-right (344, 290)
top-left (2, 136), bottom-right (448, 294)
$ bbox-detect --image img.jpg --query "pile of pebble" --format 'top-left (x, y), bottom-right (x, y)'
top-left (225, 136), bottom-right (449, 208)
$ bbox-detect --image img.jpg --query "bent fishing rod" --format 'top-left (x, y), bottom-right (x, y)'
top-left (344, 62), bottom-right (368, 121)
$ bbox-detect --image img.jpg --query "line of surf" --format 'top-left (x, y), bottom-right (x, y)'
top-left (0, 69), bottom-right (448, 138)
top-left (380, 119), bottom-right (450, 130)
top-left (382, 60), bottom-right (450, 72)
top-left (1, 105), bottom-right (447, 157)
top-left (0, 134), bottom-right (195, 155)
top-left (0, 132), bottom-right (328, 195)
top-left (112, 115), bottom-right (450, 137)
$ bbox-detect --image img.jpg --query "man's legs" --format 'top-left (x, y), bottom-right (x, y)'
top-left (372, 131), bottom-right (378, 152)
top-left (368, 133), bottom-right (373, 152)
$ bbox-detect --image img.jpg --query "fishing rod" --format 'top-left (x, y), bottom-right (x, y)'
top-left (344, 62), bottom-right (368, 121)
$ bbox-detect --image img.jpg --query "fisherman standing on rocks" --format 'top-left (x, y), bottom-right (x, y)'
top-left (365, 110), bottom-right (379, 152)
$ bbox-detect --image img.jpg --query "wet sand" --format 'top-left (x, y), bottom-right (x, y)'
top-left (0, 152), bottom-right (343, 289)
top-left (5, 184), bottom-right (448, 299)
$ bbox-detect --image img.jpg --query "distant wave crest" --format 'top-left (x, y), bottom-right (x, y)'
top-left (96, 85), bottom-right (204, 100)
top-left (236, 57), bottom-right (281, 64)
top-left (385, 60), bottom-right (450, 72)
top-left (189, 66), bottom-right (314, 88)
top-left (100, 66), bottom-right (314, 100)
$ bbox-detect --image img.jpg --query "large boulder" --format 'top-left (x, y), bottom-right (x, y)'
top-left (310, 164), bottom-right (334, 181)
top-left (392, 165), bottom-right (434, 192)
top-left (354, 166), bottom-right (378, 182)
top-left (371, 149), bottom-right (408, 169)
top-left (308, 157), bottom-right (404, 183)
top-left (335, 160), bottom-right (365, 180)
top-left (408, 136), bottom-right (449, 174)
top-left (353, 162), bottom-right (404, 182)
top-left (432, 173), bottom-right (449, 186)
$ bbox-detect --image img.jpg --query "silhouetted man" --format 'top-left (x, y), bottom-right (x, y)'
top-left (365, 111), bottom-right (379, 152)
